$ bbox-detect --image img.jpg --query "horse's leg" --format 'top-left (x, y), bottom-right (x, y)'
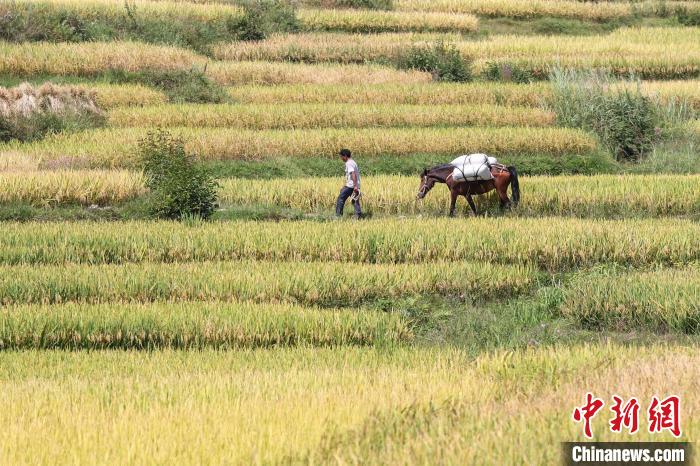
top-left (495, 177), bottom-right (511, 209)
top-left (466, 194), bottom-right (478, 216)
top-left (449, 189), bottom-right (458, 217)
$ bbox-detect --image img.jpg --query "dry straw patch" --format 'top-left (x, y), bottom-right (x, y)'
top-left (0, 41), bottom-right (204, 77)
top-left (108, 103), bottom-right (555, 129)
top-left (10, 126), bottom-right (596, 167)
top-left (0, 83), bottom-right (99, 118)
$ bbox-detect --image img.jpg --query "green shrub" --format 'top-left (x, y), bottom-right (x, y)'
top-left (397, 41), bottom-right (472, 82)
top-left (548, 69), bottom-right (664, 161)
top-left (234, 0), bottom-right (299, 41)
top-left (138, 130), bottom-right (219, 220)
top-left (482, 62), bottom-right (535, 83)
top-left (675, 6), bottom-right (700, 26)
top-left (105, 68), bottom-right (228, 104)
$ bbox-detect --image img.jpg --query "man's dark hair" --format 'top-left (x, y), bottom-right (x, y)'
top-left (339, 148), bottom-right (351, 158)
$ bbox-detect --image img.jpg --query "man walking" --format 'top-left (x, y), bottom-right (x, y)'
top-left (335, 148), bottom-right (361, 219)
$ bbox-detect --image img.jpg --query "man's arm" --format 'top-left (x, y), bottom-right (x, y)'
top-left (351, 171), bottom-right (359, 191)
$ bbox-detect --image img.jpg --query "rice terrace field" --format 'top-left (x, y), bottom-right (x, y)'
top-left (1, 0), bottom-right (699, 464)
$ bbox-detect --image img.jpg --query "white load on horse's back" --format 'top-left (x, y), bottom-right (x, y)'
top-left (450, 153), bottom-right (499, 182)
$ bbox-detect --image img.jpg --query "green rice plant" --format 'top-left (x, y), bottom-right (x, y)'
top-left (562, 267), bottom-right (700, 333)
top-left (0, 40), bottom-right (204, 77)
top-left (0, 260), bottom-right (536, 305)
top-left (0, 170), bottom-right (144, 206)
top-left (297, 8), bottom-right (479, 33)
top-left (226, 82), bottom-right (550, 106)
top-left (218, 174), bottom-right (700, 218)
top-left (0, 217), bottom-right (699, 270)
top-left (207, 60), bottom-right (431, 85)
top-left (0, 301), bottom-right (411, 349)
top-left (9, 126), bottom-right (596, 167)
top-left (107, 103), bottom-right (554, 129)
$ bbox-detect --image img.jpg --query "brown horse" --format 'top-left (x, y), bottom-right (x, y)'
top-left (416, 163), bottom-right (520, 216)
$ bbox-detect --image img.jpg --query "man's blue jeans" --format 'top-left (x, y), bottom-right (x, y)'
top-left (335, 187), bottom-right (361, 217)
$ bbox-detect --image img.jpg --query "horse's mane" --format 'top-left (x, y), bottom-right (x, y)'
top-left (427, 163), bottom-right (453, 181)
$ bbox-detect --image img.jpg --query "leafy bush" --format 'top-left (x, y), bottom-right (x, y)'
top-left (548, 69), bottom-right (665, 161)
top-left (234, 0), bottom-right (299, 41)
top-left (106, 69), bottom-right (227, 104)
top-left (138, 130), bottom-right (219, 220)
top-left (397, 41), bottom-right (472, 82)
top-left (483, 62), bottom-right (535, 83)
top-left (675, 6), bottom-right (700, 26)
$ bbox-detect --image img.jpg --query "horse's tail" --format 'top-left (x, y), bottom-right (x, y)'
top-left (507, 166), bottom-right (520, 205)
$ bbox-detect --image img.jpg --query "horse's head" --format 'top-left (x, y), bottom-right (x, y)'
top-left (417, 168), bottom-right (437, 199)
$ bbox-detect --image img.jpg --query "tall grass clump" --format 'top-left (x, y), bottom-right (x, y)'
top-left (104, 68), bottom-right (228, 104)
top-left (234, 0), bottom-right (299, 41)
top-left (397, 41), bottom-right (471, 82)
top-left (0, 82), bottom-right (104, 142)
top-left (138, 129), bottom-right (219, 219)
top-left (547, 68), bottom-right (681, 161)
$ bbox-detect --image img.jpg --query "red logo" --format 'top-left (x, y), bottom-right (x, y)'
top-left (573, 394), bottom-right (682, 438)
top-left (573, 392), bottom-right (605, 439)
top-left (648, 395), bottom-right (681, 437)
top-left (609, 395), bottom-right (640, 434)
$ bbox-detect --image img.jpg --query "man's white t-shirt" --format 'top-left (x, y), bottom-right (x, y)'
top-left (345, 159), bottom-right (360, 189)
